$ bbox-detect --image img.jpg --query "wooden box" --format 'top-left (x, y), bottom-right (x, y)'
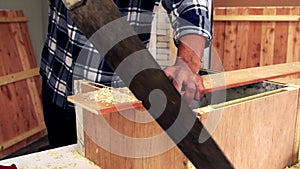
top-left (69, 79), bottom-right (299, 169)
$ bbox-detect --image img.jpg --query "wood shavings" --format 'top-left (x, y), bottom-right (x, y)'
top-left (187, 160), bottom-right (196, 169)
top-left (285, 160), bottom-right (300, 169)
top-left (87, 87), bottom-right (138, 105)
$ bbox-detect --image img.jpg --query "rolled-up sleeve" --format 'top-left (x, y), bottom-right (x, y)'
top-left (162, 0), bottom-right (212, 44)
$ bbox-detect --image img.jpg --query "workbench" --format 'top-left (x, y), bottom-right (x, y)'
top-left (0, 144), bottom-right (100, 169)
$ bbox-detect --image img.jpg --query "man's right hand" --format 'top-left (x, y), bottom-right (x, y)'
top-left (163, 58), bottom-right (205, 104)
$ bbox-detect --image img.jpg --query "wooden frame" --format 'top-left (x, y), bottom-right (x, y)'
top-left (0, 11), bottom-right (45, 158)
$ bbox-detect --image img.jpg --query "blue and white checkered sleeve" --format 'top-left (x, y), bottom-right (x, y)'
top-left (162, 0), bottom-right (212, 44)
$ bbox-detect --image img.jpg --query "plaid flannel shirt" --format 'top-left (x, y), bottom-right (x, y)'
top-left (40, 0), bottom-right (212, 108)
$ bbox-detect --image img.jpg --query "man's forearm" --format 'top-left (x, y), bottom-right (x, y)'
top-left (177, 34), bottom-right (206, 73)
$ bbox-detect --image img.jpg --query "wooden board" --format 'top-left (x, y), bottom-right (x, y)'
top-left (213, 7), bottom-right (300, 71)
top-left (0, 10), bottom-right (45, 158)
top-left (70, 62), bottom-right (300, 112)
top-left (196, 86), bottom-right (299, 169)
top-left (214, 0), bottom-right (300, 7)
top-left (202, 62), bottom-right (300, 93)
top-left (270, 78), bottom-right (300, 165)
top-left (68, 94), bottom-right (142, 114)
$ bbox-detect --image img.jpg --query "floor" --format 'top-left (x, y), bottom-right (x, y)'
top-left (0, 136), bottom-right (49, 160)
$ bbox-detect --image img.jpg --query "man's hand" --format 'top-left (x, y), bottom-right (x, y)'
top-left (164, 58), bottom-right (205, 104)
top-left (163, 34), bottom-right (206, 104)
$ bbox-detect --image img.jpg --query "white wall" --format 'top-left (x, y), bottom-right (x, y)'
top-left (0, 0), bottom-right (48, 65)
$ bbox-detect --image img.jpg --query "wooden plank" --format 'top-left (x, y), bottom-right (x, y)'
top-left (71, 62), bottom-right (300, 113)
top-left (68, 95), bottom-right (143, 114)
top-left (286, 7), bottom-right (300, 78)
top-left (211, 8), bottom-right (226, 71)
top-left (66, 0), bottom-right (233, 168)
top-left (223, 8), bottom-right (239, 71)
top-left (246, 8), bottom-right (263, 68)
top-left (0, 68), bottom-right (40, 86)
top-left (7, 11), bottom-right (44, 125)
top-left (0, 16), bottom-right (28, 23)
top-left (287, 8), bottom-right (300, 61)
top-left (273, 7), bottom-right (289, 64)
top-left (202, 62), bottom-right (300, 93)
top-left (0, 125), bottom-right (45, 151)
top-left (235, 8), bottom-right (249, 69)
top-left (260, 8), bottom-right (276, 66)
top-left (214, 15), bottom-right (300, 21)
top-left (214, 0), bottom-right (300, 7)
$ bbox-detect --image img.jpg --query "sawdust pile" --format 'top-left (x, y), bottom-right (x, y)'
top-left (285, 160), bottom-right (300, 169)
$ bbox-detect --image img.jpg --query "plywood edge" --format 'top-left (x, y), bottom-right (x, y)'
top-left (75, 106), bottom-right (85, 156)
top-left (292, 90), bottom-right (300, 164)
top-left (0, 124), bottom-right (46, 151)
top-left (68, 95), bottom-right (143, 115)
top-left (68, 96), bottom-right (99, 115)
top-left (270, 77), bottom-right (300, 163)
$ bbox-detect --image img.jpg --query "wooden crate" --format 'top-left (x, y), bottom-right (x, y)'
top-left (70, 81), bottom-right (191, 169)
top-left (0, 11), bottom-right (46, 158)
top-left (70, 79), bottom-right (299, 169)
top-left (194, 81), bottom-right (300, 169)
top-left (212, 7), bottom-right (300, 71)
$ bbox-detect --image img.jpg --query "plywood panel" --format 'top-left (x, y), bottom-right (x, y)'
top-left (198, 87), bottom-right (299, 169)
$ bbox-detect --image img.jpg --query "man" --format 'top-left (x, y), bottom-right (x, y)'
top-left (40, 0), bottom-right (212, 148)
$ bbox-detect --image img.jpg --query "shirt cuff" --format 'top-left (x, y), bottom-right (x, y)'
top-left (173, 26), bottom-right (212, 46)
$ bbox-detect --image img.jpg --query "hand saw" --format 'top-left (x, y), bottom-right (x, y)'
top-left (62, 0), bottom-right (234, 168)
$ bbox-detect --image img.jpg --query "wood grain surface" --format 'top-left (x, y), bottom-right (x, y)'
top-left (202, 62), bottom-right (300, 93)
top-left (197, 87), bottom-right (299, 169)
top-left (0, 10), bottom-right (45, 158)
top-left (213, 7), bottom-right (300, 72)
